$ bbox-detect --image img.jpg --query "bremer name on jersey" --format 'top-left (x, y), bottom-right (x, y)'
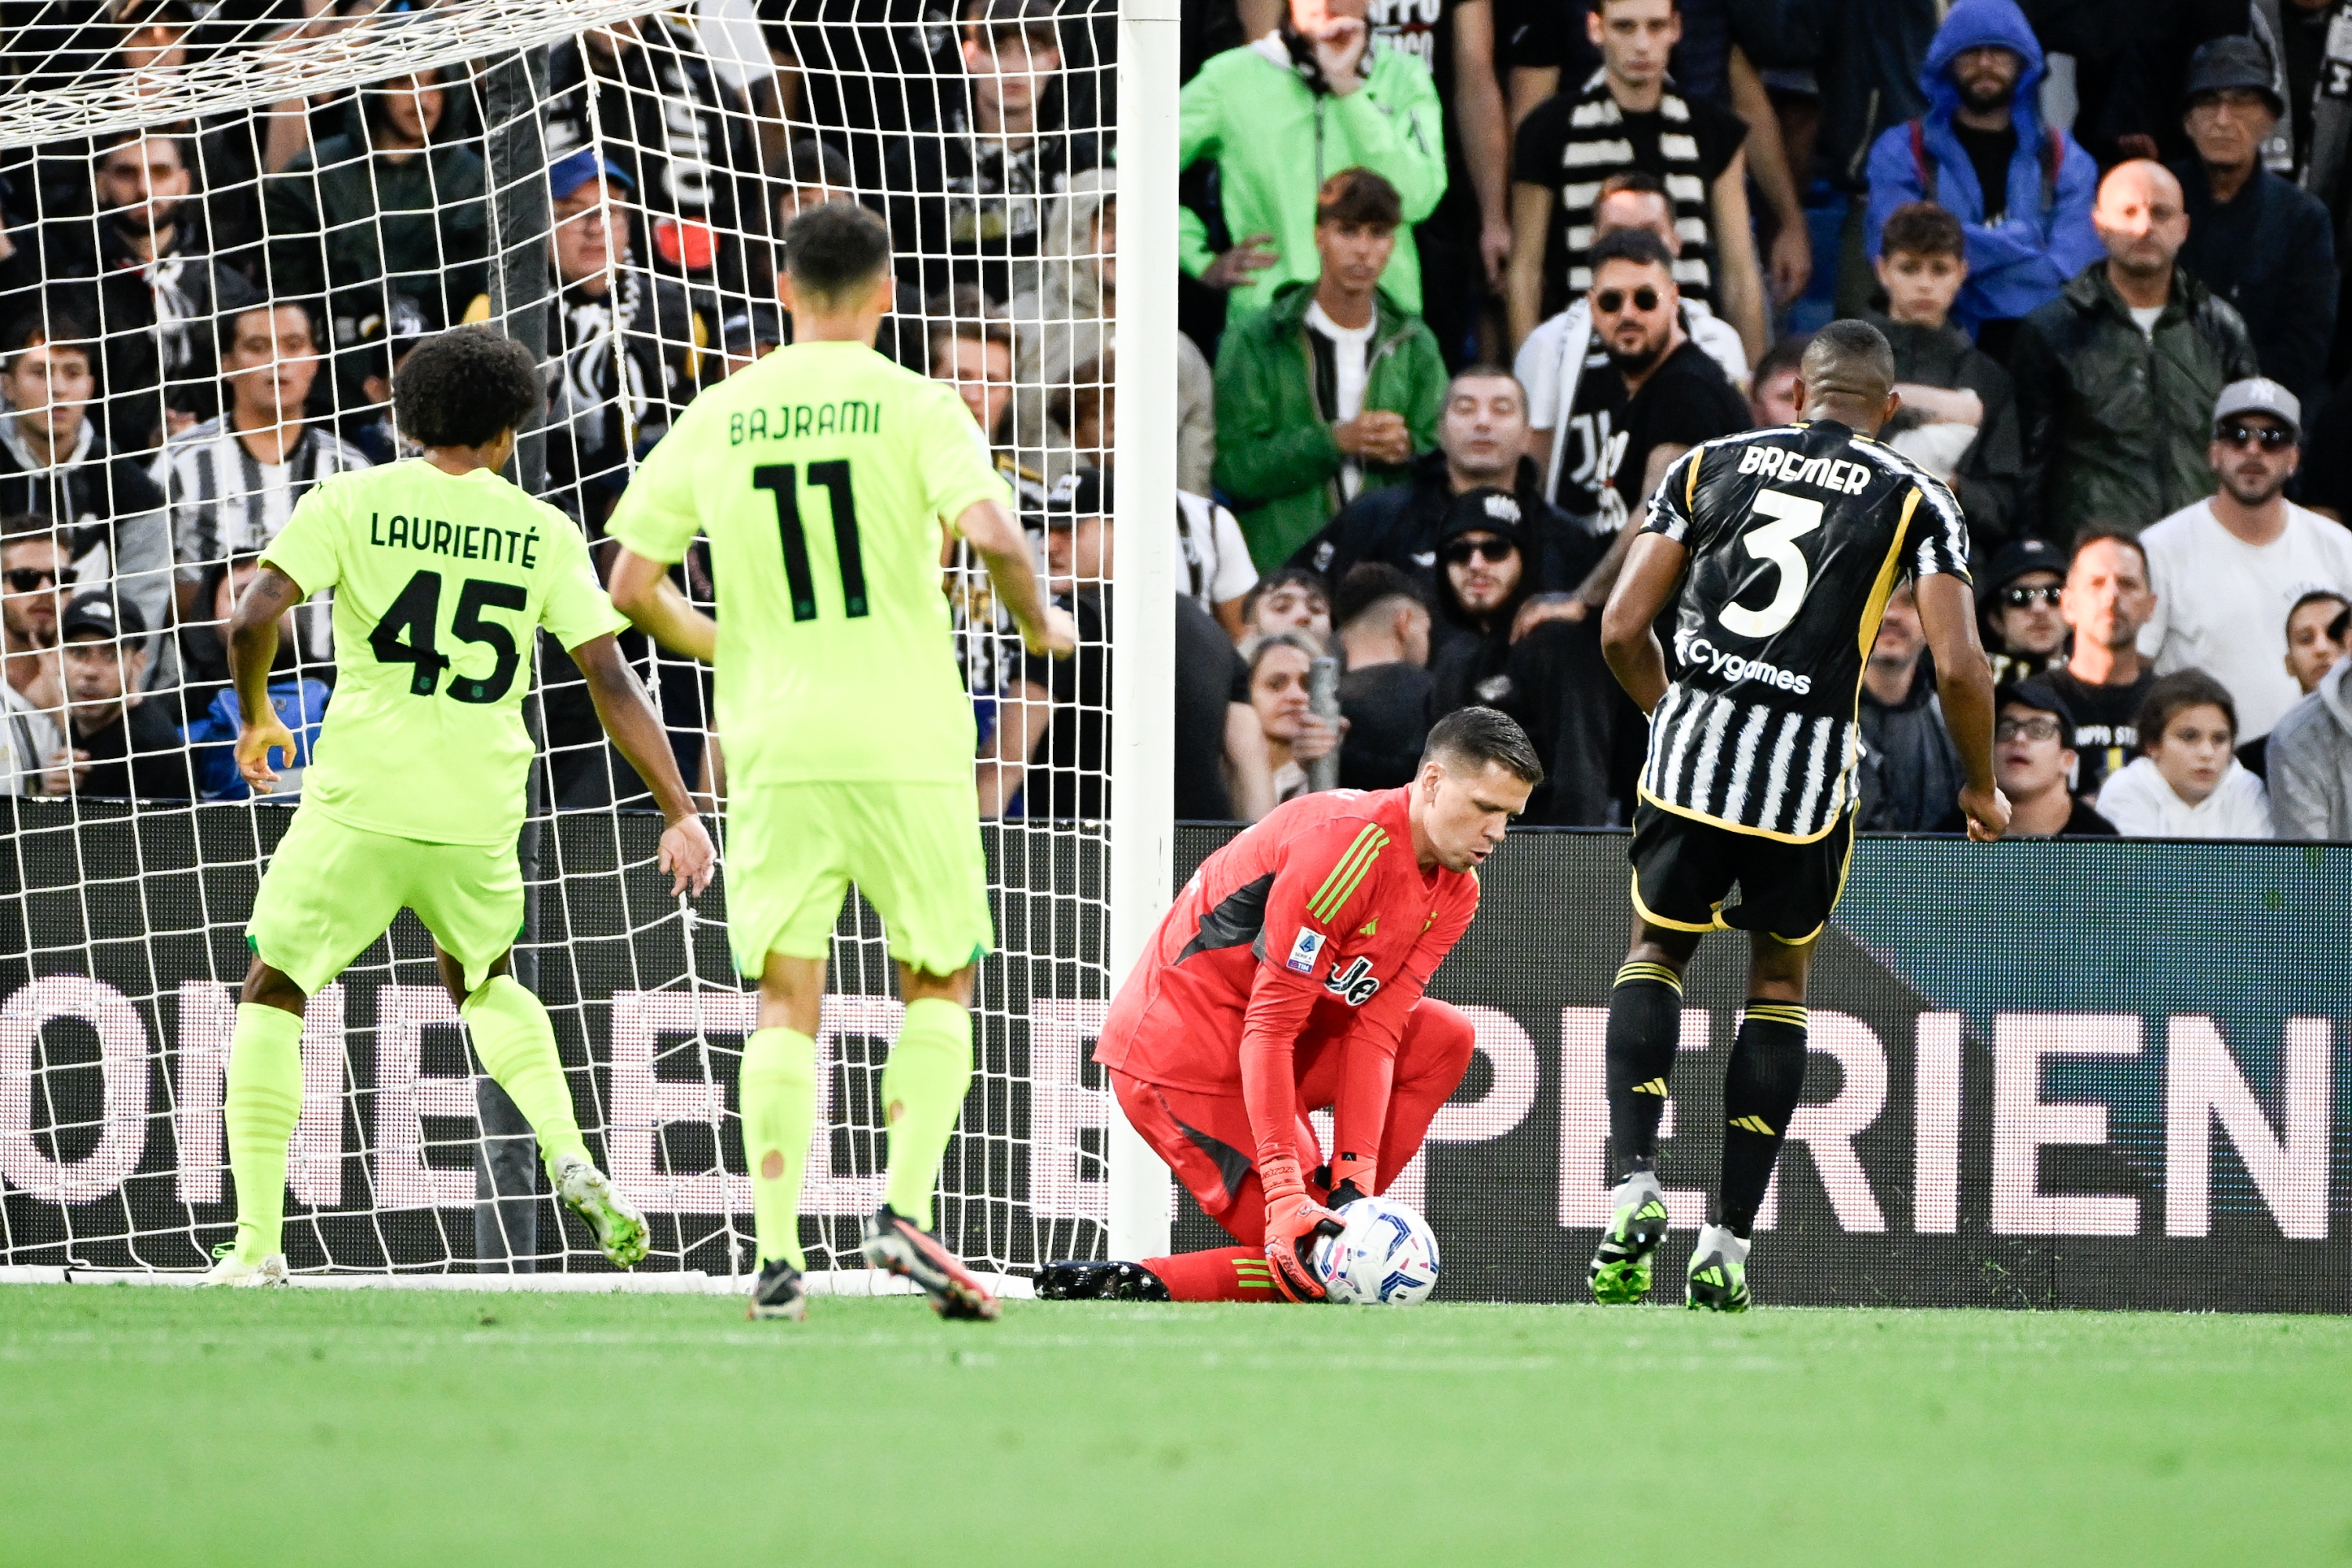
top-left (1640, 420), bottom-right (1970, 841)
top-left (1095, 787), bottom-right (1479, 1098)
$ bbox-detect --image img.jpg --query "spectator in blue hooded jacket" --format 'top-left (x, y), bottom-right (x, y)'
top-left (1862, 0), bottom-right (2100, 361)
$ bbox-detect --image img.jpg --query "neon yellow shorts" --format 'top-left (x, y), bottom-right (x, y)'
top-left (724, 781), bottom-right (994, 979)
top-left (247, 807), bottom-right (524, 996)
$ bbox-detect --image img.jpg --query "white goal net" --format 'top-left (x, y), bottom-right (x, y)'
top-left (0, 0), bottom-right (1144, 1283)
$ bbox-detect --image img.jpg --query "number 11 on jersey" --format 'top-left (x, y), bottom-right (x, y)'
top-left (754, 461), bottom-right (866, 622)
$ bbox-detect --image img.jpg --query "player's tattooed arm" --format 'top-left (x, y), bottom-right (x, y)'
top-left (1599, 533), bottom-right (1689, 716)
top-left (572, 632), bottom-right (718, 894)
top-left (228, 565), bottom-right (304, 791)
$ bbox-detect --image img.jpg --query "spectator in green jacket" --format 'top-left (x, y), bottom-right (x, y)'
top-left (263, 71), bottom-right (488, 399)
top-left (2009, 158), bottom-right (2259, 543)
top-left (1180, 0), bottom-right (1446, 321)
top-left (1213, 168), bottom-right (1447, 570)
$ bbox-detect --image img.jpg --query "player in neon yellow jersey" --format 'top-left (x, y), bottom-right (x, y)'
top-left (606, 201), bottom-right (1074, 1323)
top-left (202, 325), bottom-right (717, 1287)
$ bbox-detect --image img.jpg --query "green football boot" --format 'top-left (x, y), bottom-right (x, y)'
top-left (1685, 1223), bottom-right (1751, 1312)
top-left (1588, 1170), bottom-right (1670, 1304)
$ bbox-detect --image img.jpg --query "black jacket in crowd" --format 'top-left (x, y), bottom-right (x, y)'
top-left (2171, 156), bottom-right (2340, 408)
top-left (1866, 308), bottom-right (2025, 550)
top-left (1860, 660), bottom-right (1965, 833)
top-left (1290, 451), bottom-right (1599, 602)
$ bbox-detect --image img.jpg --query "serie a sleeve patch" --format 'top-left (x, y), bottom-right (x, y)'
top-left (1283, 927), bottom-right (1326, 974)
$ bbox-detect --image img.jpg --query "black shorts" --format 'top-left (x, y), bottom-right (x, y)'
top-left (1628, 800), bottom-right (1856, 944)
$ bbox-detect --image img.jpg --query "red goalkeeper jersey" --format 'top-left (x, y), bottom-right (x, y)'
top-left (1096, 786), bottom-right (1479, 1178)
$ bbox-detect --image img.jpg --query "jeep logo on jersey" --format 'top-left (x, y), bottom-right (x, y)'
top-left (1324, 955), bottom-right (1380, 1006)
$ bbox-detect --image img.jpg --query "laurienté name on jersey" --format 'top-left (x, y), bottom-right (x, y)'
top-left (727, 401), bottom-right (883, 445)
top-left (1735, 443), bottom-right (1874, 495)
top-left (367, 511), bottom-right (540, 569)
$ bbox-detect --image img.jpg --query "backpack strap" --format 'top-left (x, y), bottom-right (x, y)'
top-left (1908, 118), bottom-right (1937, 204)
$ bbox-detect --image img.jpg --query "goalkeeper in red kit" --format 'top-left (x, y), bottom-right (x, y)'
top-left (1036, 708), bottom-right (1541, 1303)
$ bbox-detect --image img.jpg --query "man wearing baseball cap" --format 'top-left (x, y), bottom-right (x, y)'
top-left (2172, 36), bottom-right (2339, 408)
top-left (53, 593), bottom-right (191, 801)
top-left (1979, 536), bottom-right (2070, 685)
top-left (2139, 378), bottom-right (2352, 742)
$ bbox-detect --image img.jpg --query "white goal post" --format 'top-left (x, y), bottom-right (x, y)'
top-left (0, 0), bottom-right (1174, 1281)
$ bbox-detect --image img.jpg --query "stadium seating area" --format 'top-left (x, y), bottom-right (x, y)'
top-left (2, 0), bottom-right (2348, 839)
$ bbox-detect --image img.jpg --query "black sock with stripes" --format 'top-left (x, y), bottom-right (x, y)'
top-left (1604, 961), bottom-right (1683, 1170)
top-left (1719, 1002), bottom-right (1809, 1238)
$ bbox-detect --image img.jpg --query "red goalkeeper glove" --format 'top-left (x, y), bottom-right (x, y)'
top-left (1261, 1156), bottom-right (1345, 1303)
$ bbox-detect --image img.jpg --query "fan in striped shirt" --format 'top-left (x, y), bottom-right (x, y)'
top-left (150, 300), bottom-right (368, 635)
top-left (1580, 320), bottom-right (2008, 1313)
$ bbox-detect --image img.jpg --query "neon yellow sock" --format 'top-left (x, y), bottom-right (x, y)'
top-left (223, 1002), bottom-right (304, 1264)
top-left (880, 997), bottom-right (972, 1231)
top-left (460, 975), bottom-right (588, 1173)
top-left (741, 1026), bottom-right (816, 1271)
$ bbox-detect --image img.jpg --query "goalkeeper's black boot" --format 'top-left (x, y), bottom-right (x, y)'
top-left (1034, 1259), bottom-right (1172, 1302)
top-left (862, 1203), bottom-right (1001, 1321)
top-left (748, 1257), bottom-right (808, 1322)
top-left (1589, 1167), bottom-right (1670, 1305)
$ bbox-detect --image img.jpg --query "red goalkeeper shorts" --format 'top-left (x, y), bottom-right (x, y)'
top-left (1109, 997), bottom-right (1477, 1247)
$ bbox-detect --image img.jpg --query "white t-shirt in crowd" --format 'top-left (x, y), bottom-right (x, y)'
top-left (1175, 489), bottom-right (1258, 610)
top-left (2138, 497), bottom-right (2352, 738)
top-left (2129, 304), bottom-right (2165, 337)
top-left (2096, 756), bottom-right (2274, 839)
top-left (1306, 299), bottom-right (1377, 499)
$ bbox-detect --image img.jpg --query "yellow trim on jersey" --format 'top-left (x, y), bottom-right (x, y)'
top-left (1685, 447), bottom-right (1702, 512)
top-left (1636, 783), bottom-right (1846, 845)
top-left (1855, 487), bottom-right (1925, 661)
top-left (1628, 869), bottom-right (1731, 934)
top-left (1308, 823), bottom-right (1389, 924)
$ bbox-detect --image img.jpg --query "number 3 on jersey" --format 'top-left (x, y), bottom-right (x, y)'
top-left (1718, 490), bottom-right (1824, 640)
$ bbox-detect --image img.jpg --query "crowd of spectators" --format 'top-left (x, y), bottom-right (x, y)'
top-left (11, 0), bottom-right (2352, 844)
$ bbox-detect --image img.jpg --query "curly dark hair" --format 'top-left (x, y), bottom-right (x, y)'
top-left (392, 326), bottom-right (543, 449)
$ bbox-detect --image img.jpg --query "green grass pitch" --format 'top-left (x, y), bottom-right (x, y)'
top-left (2, 1287), bottom-right (2346, 1567)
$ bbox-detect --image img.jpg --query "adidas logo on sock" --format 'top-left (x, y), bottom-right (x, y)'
top-left (1727, 1115), bottom-right (1777, 1135)
top-left (1632, 1078), bottom-right (1668, 1096)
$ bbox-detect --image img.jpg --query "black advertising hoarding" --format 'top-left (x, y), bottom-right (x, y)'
top-left (1, 802), bottom-right (2344, 1311)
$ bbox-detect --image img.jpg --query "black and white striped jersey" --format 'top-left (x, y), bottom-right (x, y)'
top-left (1639, 420), bottom-right (1971, 841)
top-left (152, 417), bottom-right (372, 582)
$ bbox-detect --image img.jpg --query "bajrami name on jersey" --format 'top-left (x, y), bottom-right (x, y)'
top-left (1639, 421), bottom-right (1972, 843)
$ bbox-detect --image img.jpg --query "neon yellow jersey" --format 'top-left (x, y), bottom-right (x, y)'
top-left (260, 460), bottom-right (627, 846)
top-left (605, 338), bottom-right (1008, 787)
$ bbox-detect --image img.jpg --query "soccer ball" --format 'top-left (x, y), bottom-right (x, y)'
top-left (1310, 1196), bottom-right (1439, 1305)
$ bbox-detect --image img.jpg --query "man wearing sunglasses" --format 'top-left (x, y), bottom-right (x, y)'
top-left (1979, 535), bottom-right (2067, 685)
top-left (2140, 378), bottom-right (2352, 746)
top-left (0, 513), bottom-right (71, 795)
